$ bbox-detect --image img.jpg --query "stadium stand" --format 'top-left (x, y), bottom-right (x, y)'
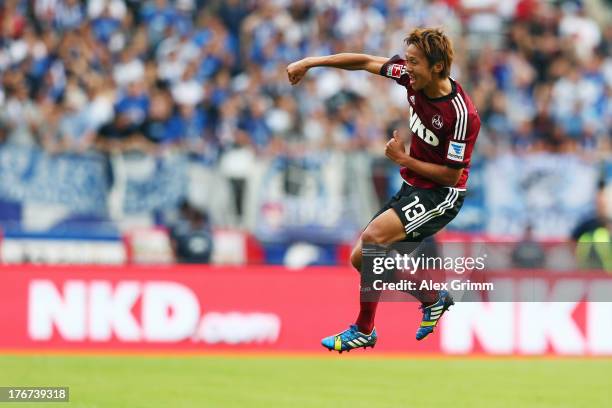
top-left (0, 0), bottom-right (610, 264)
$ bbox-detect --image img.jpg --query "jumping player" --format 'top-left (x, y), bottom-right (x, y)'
top-left (287, 28), bottom-right (480, 352)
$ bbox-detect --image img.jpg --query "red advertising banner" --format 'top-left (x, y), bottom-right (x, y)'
top-left (0, 265), bottom-right (611, 355)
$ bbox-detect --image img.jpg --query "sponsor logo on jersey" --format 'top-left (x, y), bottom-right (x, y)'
top-left (409, 105), bottom-right (439, 146)
top-left (447, 141), bottom-right (466, 161)
top-left (432, 114), bottom-right (443, 129)
top-left (387, 64), bottom-right (406, 79)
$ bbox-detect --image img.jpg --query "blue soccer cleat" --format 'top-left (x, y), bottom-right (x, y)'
top-left (416, 290), bottom-right (454, 341)
top-left (321, 325), bottom-right (377, 353)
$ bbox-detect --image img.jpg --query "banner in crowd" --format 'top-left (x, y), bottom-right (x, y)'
top-left (121, 154), bottom-right (188, 214)
top-left (253, 153), bottom-right (372, 244)
top-left (0, 266), bottom-right (610, 355)
top-left (0, 145), bottom-right (108, 214)
top-left (485, 153), bottom-right (598, 238)
top-left (0, 146), bottom-right (190, 230)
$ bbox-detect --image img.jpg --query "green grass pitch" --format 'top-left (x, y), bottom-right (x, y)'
top-left (0, 354), bottom-right (610, 408)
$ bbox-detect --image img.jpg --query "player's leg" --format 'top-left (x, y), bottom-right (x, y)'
top-left (349, 208), bottom-right (408, 269)
top-left (322, 185), bottom-right (465, 351)
top-left (351, 216), bottom-right (435, 306)
top-left (393, 187), bottom-right (465, 340)
top-left (321, 209), bottom-right (406, 353)
top-left (354, 184), bottom-right (465, 342)
top-left (353, 207), bottom-right (407, 331)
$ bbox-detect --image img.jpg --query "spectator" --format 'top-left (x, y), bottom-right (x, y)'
top-left (170, 201), bottom-right (214, 264)
top-left (55, 0), bottom-right (86, 32)
top-left (511, 224), bottom-right (546, 269)
top-left (0, 82), bottom-right (43, 146)
top-left (572, 181), bottom-right (611, 272)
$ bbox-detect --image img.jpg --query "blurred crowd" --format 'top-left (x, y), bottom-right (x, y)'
top-left (0, 0), bottom-right (610, 167)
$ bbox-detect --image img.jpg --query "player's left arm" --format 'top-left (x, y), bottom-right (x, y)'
top-left (385, 131), bottom-right (462, 186)
top-left (386, 111), bottom-right (480, 187)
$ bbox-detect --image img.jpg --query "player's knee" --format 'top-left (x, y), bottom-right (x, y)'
top-left (361, 227), bottom-right (387, 245)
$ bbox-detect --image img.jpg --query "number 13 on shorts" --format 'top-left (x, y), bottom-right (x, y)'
top-left (401, 195), bottom-right (426, 222)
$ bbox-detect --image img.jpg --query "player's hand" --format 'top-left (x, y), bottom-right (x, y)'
top-left (287, 59), bottom-right (310, 85)
top-left (385, 130), bottom-right (406, 164)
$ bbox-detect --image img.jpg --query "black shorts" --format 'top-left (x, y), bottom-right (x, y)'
top-left (371, 183), bottom-right (465, 242)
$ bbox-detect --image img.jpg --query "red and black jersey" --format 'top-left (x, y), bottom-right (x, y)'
top-left (380, 55), bottom-right (481, 190)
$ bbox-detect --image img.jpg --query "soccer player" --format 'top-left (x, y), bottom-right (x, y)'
top-left (287, 28), bottom-right (480, 352)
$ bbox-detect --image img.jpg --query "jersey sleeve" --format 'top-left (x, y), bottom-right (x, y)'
top-left (444, 110), bottom-right (480, 169)
top-left (379, 55), bottom-right (409, 86)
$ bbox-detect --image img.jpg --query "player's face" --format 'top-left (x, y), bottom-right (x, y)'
top-left (404, 44), bottom-right (437, 91)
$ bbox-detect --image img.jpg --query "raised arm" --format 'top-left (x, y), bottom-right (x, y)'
top-left (287, 53), bottom-right (388, 85)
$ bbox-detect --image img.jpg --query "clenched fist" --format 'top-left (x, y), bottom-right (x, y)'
top-left (385, 130), bottom-right (406, 164)
top-left (287, 59), bottom-right (310, 85)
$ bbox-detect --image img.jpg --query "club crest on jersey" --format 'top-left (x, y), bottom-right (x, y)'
top-left (410, 95), bottom-right (415, 104)
top-left (432, 114), bottom-right (443, 129)
top-left (387, 64), bottom-right (405, 79)
top-left (447, 141), bottom-right (466, 161)
top-left (409, 106), bottom-right (439, 146)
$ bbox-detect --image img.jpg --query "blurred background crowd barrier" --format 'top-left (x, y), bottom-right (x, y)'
top-left (0, 0), bottom-right (610, 265)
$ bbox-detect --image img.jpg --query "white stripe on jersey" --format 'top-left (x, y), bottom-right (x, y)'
top-left (457, 94), bottom-right (469, 140)
top-left (451, 98), bottom-right (462, 140)
top-left (451, 95), bottom-right (467, 140)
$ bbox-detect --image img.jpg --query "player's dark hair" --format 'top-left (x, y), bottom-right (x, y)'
top-left (404, 28), bottom-right (454, 78)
